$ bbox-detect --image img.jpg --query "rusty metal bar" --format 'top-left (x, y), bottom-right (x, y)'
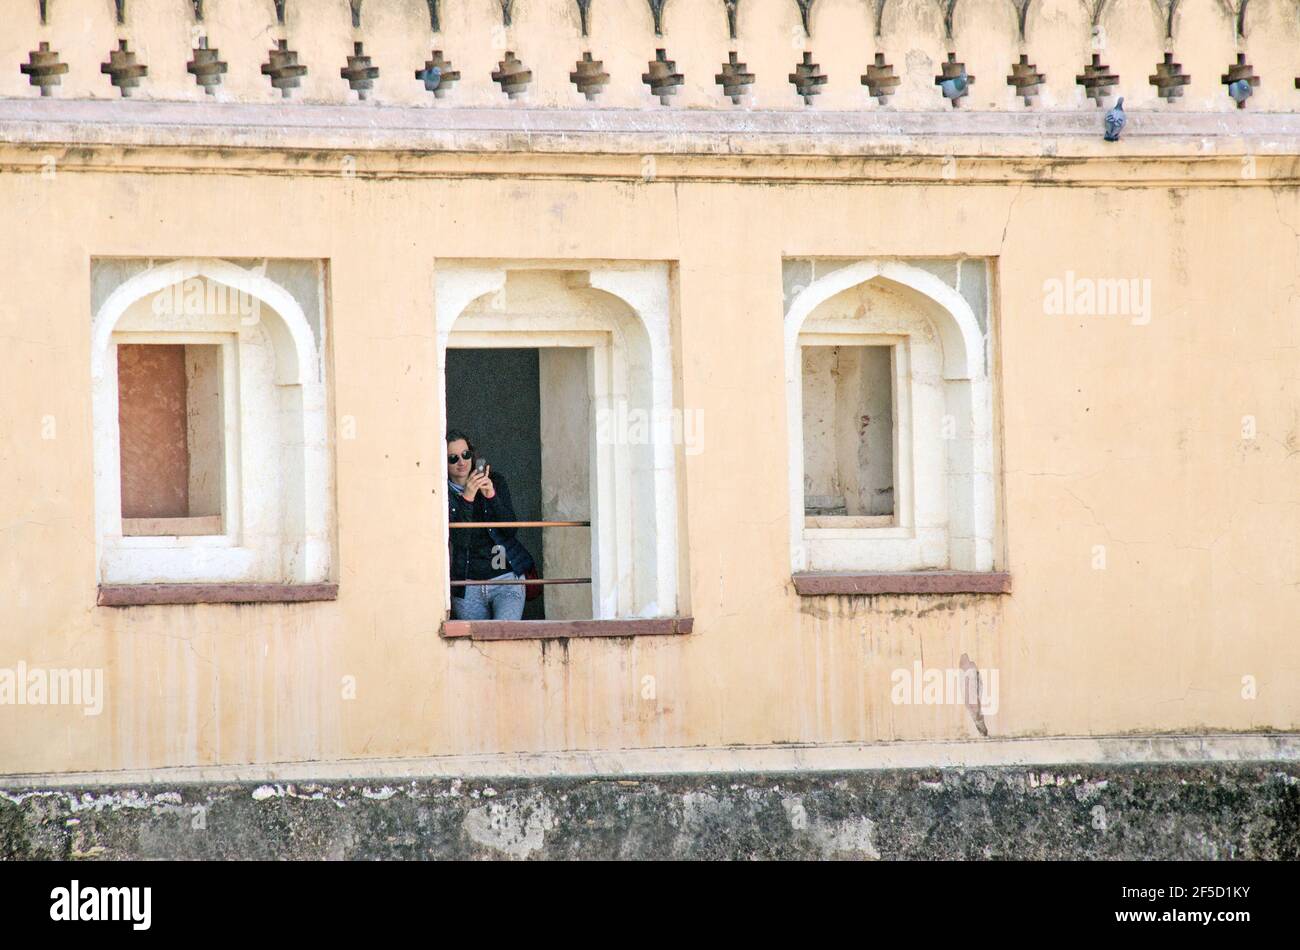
top-left (449, 520), bottom-right (590, 529)
top-left (450, 577), bottom-right (591, 587)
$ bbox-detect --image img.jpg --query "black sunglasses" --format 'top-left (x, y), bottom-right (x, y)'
top-left (447, 450), bottom-right (473, 465)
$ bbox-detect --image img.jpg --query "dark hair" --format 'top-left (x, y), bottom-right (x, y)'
top-left (445, 429), bottom-right (474, 454)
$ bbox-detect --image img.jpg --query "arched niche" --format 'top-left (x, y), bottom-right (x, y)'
top-left (92, 259), bottom-right (330, 586)
top-left (784, 260), bottom-right (996, 574)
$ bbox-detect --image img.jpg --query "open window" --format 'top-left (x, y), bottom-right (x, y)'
top-left (436, 263), bottom-right (689, 636)
top-left (445, 346), bottom-right (556, 621)
top-left (784, 260), bottom-right (1002, 586)
top-left (91, 259), bottom-right (334, 597)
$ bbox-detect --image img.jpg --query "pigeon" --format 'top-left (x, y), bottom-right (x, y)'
top-left (1104, 97), bottom-right (1125, 142)
top-left (939, 68), bottom-right (968, 102)
top-left (1228, 79), bottom-right (1252, 106)
top-left (417, 64), bottom-right (442, 93)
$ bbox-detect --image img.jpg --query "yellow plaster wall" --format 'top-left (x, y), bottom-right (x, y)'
top-left (0, 0), bottom-right (1298, 776)
top-left (1, 160), bottom-right (1297, 775)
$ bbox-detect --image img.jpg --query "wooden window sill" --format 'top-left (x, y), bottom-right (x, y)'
top-left (442, 617), bottom-right (693, 641)
top-left (792, 571), bottom-right (1012, 596)
top-left (97, 583), bottom-right (338, 607)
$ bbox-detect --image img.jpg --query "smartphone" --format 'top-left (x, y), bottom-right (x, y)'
top-left (473, 457), bottom-right (488, 475)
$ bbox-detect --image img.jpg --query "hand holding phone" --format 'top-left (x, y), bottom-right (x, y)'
top-left (465, 458), bottom-right (494, 501)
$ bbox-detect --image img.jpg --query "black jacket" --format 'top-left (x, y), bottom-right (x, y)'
top-left (447, 471), bottom-right (536, 597)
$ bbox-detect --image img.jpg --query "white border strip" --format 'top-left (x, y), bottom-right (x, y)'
top-left (3, 735), bottom-right (1298, 789)
top-left (5, 100), bottom-right (1300, 157)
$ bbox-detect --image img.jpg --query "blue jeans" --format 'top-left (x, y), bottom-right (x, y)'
top-left (451, 572), bottom-right (526, 620)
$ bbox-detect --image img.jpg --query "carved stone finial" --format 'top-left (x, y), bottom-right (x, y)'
top-left (934, 51), bottom-right (972, 105)
top-left (1221, 52), bottom-right (1258, 107)
top-left (789, 50), bottom-right (827, 103)
top-left (416, 50), bottom-right (459, 97)
top-left (262, 38), bottom-right (307, 96)
top-left (862, 52), bottom-right (900, 103)
top-left (1076, 53), bottom-right (1118, 104)
top-left (642, 48), bottom-right (683, 104)
top-left (21, 41), bottom-right (69, 96)
top-left (491, 51), bottom-right (532, 98)
top-left (187, 36), bottom-right (228, 94)
top-left (570, 51), bottom-right (610, 99)
top-left (101, 39), bottom-right (147, 96)
top-left (716, 50), bottom-right (754, 103)
top-left (1149, 51), bottom-right (1190, 99)
top-left (1006, 53), bottom-right (1044, 103)
top-left (340, 41), bottom-right (379, 99)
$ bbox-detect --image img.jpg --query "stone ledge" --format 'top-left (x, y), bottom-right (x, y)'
top-left (9, 735), bottom-right (1297, 789)
top-left (5, 99), bottom-right (1300, 158)
top-left (442, 617), bottom-right (693, 640)
top-left (793, 571), bottom-right (1012, 596)
top-left (97, 583), bottom-right (338, 607)
top-left (5, 100), bottom-right (1298, 185)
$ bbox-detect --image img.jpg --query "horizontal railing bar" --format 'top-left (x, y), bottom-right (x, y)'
top-left (450, 578), bottom-right (591, 587)
top-left (449, 521), bottom-right (590, 528)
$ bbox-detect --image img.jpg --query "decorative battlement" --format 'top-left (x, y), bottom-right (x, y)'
top-left (6, 2), bottom-right (1300, 114)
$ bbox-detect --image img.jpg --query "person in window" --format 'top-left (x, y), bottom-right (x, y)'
top-left (446, 429), bottom-right (536, 620)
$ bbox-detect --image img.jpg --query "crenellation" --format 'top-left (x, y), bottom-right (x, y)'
top-left (2, 1), bottom-right (1300, 112)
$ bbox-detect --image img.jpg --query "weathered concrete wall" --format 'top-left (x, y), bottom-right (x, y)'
top-left (4, 765), bottom-right (1298, 860)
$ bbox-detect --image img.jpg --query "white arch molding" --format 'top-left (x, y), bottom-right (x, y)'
top-left (92, 258), bottom-right (317, 385)
top-left (784, 260), bottom-right (984, 380)
top-left (92, 258), bottom-right (331, 585)
top-left (785, 260), bottom-right (996, 574)
top-left (436, 263), bottom-right (680, 620)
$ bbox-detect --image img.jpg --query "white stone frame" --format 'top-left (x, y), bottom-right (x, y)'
top-left (92, 258), bottom-right (330, 585)
top-left (435, 264), bottom-right (679, 620)
top-left (784, 260), bottom-right (995, 574)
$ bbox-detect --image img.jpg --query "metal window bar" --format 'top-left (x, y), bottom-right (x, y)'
top-left (449, 520), bottom-right (591, 586)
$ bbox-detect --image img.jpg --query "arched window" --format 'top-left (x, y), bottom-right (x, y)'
top-left (784, 260), bottom-right (998, 577)
top-left (436, 262), bottom-right (685, 624)
top-left (91, 259), bottom-right (333, 591)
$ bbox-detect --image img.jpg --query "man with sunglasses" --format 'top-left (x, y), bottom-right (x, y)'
top-left (445, 429), bottom-right (536, 620)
